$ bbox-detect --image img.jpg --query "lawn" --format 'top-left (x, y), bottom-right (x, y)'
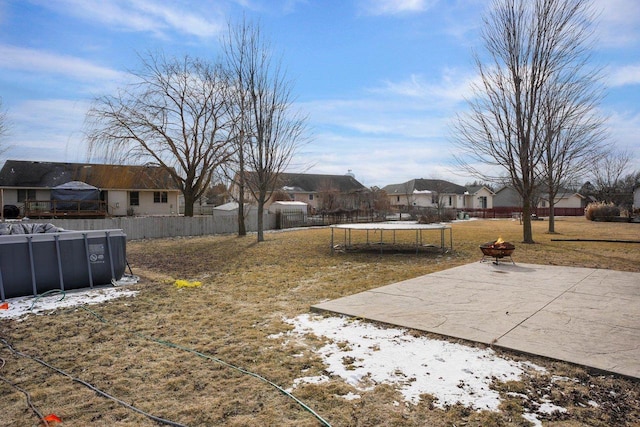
top-left (1, 217), bottom-right (639, 426)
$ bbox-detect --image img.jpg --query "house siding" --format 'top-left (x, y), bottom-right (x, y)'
top-left (0, 160), bottom-right (182, 218)
top-left (466, 187), bottom-right (494, 209)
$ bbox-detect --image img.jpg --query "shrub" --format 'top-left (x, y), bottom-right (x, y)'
top-left (584, 202), bottom-right (620, 221)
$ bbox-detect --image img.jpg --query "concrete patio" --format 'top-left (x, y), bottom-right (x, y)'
top-left (312, 262), bottom-right (640, 379)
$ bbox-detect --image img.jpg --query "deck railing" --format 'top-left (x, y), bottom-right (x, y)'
top-left (23, 200), bottom-right (109, 218)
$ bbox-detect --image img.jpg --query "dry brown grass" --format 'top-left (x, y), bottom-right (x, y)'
top-left (1, 217), bottom-right (639, 426)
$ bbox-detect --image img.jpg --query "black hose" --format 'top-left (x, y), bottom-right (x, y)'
top-left (0, 338), bottom-right (188, 427)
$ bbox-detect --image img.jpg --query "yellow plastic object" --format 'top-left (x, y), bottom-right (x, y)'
top-left (174, 280), bottom-right (203, 288)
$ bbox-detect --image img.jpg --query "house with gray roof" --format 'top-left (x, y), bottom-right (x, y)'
top-left (493, 186), bottom-right (585, 209)
top-left (236, 171), bottom-right (367, 212)
top-left (0, 160), bottom-right (181, 218)
top-left (382, 178), bottom-right (494, 210)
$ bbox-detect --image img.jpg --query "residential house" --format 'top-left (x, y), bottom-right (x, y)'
top-left (493, 186), bottom-right (584, 209)
top-left (382, 179), bottom-right (491, 210)
top-left (236, 171), bottom-right (368, 212)
top-left (538, 190), bottom-right (585, 209)
top-left (633, 186), bottom-right (640, 212)
top-left (465, 185), bottom-right (495, 209)
top-left (493, 186), bottom-right (522, 208)
top-left (0, 160), bottom-right (181, 217)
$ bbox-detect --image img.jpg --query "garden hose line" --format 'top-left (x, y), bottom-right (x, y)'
top-left (0, 337), bottom-right (188, 427)
top-left (79, 305), bottom-right (333, 427)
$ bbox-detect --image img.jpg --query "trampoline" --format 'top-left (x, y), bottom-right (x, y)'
top-left (330, 222), bottom-right (453, 254)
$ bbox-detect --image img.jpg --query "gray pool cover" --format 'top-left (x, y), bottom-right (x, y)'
top-left (312, 262), bottom-right (640, 379)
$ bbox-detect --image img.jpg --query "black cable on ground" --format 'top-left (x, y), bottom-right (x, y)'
top-left (78, 306), bottom-right (333, 427)
top-left (550, 238), bottom-right (640, 243)
top-left (0, 338), bottom-right (188, 427)
top-left (0, 357), bottom-right (50, 427)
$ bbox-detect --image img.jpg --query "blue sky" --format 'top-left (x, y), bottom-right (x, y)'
top-left (0, 0), bottom-right (638, 188)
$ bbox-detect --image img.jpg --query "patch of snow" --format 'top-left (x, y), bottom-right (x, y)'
top-left (522, 412), bottom-right (543, 426)
top-left (340, 392), bottom-right (361, 401)
top-left (0, 287), bottom-right (138, 320)
top-left (279, 314), bottom-right (545, 411)
top-left (537, 401), bottom-right (568, 414)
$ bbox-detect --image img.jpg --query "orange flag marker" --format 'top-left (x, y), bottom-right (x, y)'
top-left (43, 413), bottom-right (62, 423)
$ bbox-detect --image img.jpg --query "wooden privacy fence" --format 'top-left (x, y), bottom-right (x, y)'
top-left (462, 207), bottom-right (584, 218)
top-left (23, 212), bottom-right (277, 240)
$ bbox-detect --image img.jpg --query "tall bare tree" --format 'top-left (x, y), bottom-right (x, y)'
top-left (0, 98), bottom-right (6, 140)
top-left (87, 53), bottom-right (236, 217)
top-left (538, 37), bottom-right (606, 232)
top-left (453, 0), bottom-right (600, 243)
top-left (0, 97), bottom-right (9, 157)
top-left (592, 149), bottom-right (632, 204)
top-left (223, 19), bottom-right (308, 242)
top-left (221, 20), bottom-right (252, 236)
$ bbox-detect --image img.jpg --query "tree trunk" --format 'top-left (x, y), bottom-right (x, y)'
top-left (236, 133), bottom-right (247, 236)
top-left (256, 192), bottom-right (265, 242)
top-left (183, 191), bottom-right (195, 217)
top-left (521, 197), bottom-right (534, 243)
top-left (237, 182), bottom-right (246, 236)
top-left (548, 200), bottom-right (556, 233)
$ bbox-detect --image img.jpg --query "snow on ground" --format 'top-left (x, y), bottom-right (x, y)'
top-left (276, 314), bottom-right (563, 425)
top-left (0, 286), bottom-right (138, 320)
top-left (2, 289), bottom-right (568, 425)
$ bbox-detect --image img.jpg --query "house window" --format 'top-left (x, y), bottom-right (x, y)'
top-left (448, 196), bottom-right (452, 206)
top-left (397, 196), bottom-right (400, 202)
top-left (154, 191), bottom-right (168, 203)
top-left (129, 191), bottom-right (140, 206)
top-left (17, 189), bottom-right (36, 202)
top-left (309, 194), bottom-right (314, 201)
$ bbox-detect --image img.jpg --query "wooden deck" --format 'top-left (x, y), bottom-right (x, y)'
top-left (23, 200), bottom-right (109, 219)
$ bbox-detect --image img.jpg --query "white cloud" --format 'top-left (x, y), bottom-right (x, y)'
top-left (5, 99), bottom-right (91, 162)
top-left (374, 70), bottom-right (477, 104)
top-left (607, 64), bottom-right (640, 87)
top-left (0, 44), bottom-right (126, 83)
top-left (593, 0), bottom-right (640, 48)
top-left (359, 0), bottom-right (437, 16)
top-left (29, 0), bottom-right (225, 39)
top-left (604, 111), bottom-right (640, 171)
top-left (294, 69), bottom-right (483, 186)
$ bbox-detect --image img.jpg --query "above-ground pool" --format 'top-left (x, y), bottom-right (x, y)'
top-left (0, 226), bottom-right (127, 301)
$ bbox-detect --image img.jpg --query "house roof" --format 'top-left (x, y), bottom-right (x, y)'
top-left (0, 160), bottom-right (180, 190)
top-left (466, 185), bottom-right (495, 195)
top-left (382, 179), bottom-right (467, 195)
top-left (276, 173), bottom-right (367, 193)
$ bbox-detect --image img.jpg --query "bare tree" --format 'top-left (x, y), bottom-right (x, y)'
top-left (402, 180), bottom-right (416, 216)
top-left (453, 0), bottom-right (599, 243)
top-left (0, 98), bottom-right (6, 140)
top-left (87, 53), bottom-right (235, 217)
top-left (592, 149), bottom-right (632, 204)
top-left (221, 21), bottom-right (252, 236)
top-left (539, 47), bottom-right (606, 232)
top-left (223, 19), bottom-right (308, 242)
top-left (0, 97), bottom-right (9, 158)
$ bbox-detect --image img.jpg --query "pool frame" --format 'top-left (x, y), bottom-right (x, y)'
top-left (0, 229), bottom-right (126, 301)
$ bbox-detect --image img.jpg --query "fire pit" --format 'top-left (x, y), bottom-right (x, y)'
top-left (480, 237), bottom-right (515, 264)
